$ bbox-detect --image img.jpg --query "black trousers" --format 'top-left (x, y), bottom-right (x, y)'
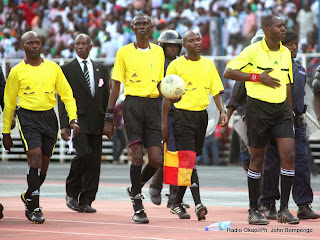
top-left (66, 132), bottom-right (102, 206)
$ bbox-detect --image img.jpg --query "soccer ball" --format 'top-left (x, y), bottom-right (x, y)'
top-left (160, 74), bottom-right (185, 100)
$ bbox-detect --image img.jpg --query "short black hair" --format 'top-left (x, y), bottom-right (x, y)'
top-left (132, 13), bottom-right (150, 23)
top-left (261, 15), bottom-right (280, 29)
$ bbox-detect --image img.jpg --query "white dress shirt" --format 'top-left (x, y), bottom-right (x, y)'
top-left (76, 55), bottom-right (95, 96)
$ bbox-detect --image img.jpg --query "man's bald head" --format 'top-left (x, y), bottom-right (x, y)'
top-left (20, 31), bottom-right (42, 61)
top-left (21, 31), bottom-right (41, 44)
top-left (182, 30), bottom-right (200, 43)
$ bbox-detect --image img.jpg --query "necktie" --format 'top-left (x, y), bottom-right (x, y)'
top-left (82, 60), bottom-right (91, 92)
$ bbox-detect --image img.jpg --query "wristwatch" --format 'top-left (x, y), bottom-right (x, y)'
top-left (70, 119), bottom-right (79, 125)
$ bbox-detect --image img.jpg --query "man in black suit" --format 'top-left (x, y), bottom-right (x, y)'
top-left (58, 34), bottom-right (110, 213)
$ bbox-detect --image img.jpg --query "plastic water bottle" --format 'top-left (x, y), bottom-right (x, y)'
top-left (205, 221), bottom-right (232, 231)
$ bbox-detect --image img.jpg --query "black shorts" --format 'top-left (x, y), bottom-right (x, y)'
top-left (123, 96), bottom-right (162, 148)
top-left (173, 109), bottom-right (208, 156)
top-left (246, 97), bottom-right (294, 148)
top-left (16, 108), bottom-right (58, 157)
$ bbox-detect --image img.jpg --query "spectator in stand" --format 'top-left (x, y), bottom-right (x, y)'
top-left (296, 1), bottom-right (318, 41)
top-left (243, 4), bottom-right (258, 45)
top-left (61, 39), bottom-right (76, 59)
top-left (0, 28), bottom-right (17, 58)
top-left (6, 41), bottom-right (25, 75)
top-left (54, 23), bottom-right (71, 49)
top-left (18, 0), bottom-right (38, 27)
top-left (31, 11), bottom-right (51, 38)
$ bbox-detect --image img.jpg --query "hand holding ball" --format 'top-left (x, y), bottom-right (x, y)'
top-left (160, 74), bottom-right (185, 101)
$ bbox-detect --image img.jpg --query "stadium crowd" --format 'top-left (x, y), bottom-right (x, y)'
top-left (0, 0), bottom-right (318, 74)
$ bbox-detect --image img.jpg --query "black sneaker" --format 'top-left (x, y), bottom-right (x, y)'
top-left (248, 208), bottom-right (269, 225)
top-left (297, 205), bottom-right (320, 219)
top-left (195, 204), bottom-right (207, 221)
top-left (26, 208), bottom-right (45, 224)
top-left (264, 203), bottom-right (277, 220)
top-left (166, 196), bottom-right (190, 209)
top-left (21, 191), bottom-right (32, 219)
top-left (132, 209), bottom-right (149, 224)
top-left (276, 208), bottom-right (300, 224)
top-left (170, 204), bottom-right (191, 219)
top-left (149, 186), bottom-right (161, 205)
top-left (0, 203), bottom-right (3, 219)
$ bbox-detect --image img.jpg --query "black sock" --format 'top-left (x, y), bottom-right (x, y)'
top-left (190, 169), bottom-right (201, 205)
top-left (247, 169), bottom-right (261, 210)
top-left (174, 186), bottom-right (187, 205)
top-left (280, 168), bottom-right (295, 211)
top-left (27, 167), bottom-right (40, 212)
top-left (141, 163), bottom-right (157, 187)
top-left (169, 185), bottom-right (178, 203)
top-left (130, 165), bottom-right (142, 211)
top-left (26, 174), bottom-right (46, 199)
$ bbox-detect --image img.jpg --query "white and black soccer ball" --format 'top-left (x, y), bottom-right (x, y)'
top-left (160, 74), bottom-right (185, 100)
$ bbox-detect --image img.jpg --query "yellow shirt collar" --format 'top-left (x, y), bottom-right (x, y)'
top-left (261, 37), bottom-right (285, 52)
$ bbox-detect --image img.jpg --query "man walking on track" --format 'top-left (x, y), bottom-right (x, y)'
top-left (224, 15), bottom-right (298, 225)
top-left (149, 29), bottom-right (189, 210)
top-left (103, 13), bottom-right (164, 224)
top-left (2, 31), bottom-right (79, 224)
top-left (58, 34), bottom-right (110, 213)
top-left (162, 30), bottom-right (227, 221)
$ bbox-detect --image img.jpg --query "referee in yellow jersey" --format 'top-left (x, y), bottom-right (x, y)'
top-left (162, 30), bottom-right (227, 221)
top-left (224, 15), bottom-right (298, 225)
top-left (2, 31), bottom-right (80, 224)
top-left (103, 13), bottom-right (164, 224)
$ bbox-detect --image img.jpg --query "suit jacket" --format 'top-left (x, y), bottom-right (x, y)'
top-left (58, 59), bottom-right (110, 135)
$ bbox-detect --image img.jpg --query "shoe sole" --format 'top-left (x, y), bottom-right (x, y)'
top-left (297, 214), bottom-right (320, 219)
top-left (197, 210), bottom-right (207, 221)
top-left (196, 206), bottom-right (208, 221)
top-left (132, 219), bottom-right (149, 224)
top-left (248, 220), bottom-right (269, 225)
top-left (170, 209), bottom-right (191, 219)
top-left (276, 216), bottom-right (300, 224)
top-left (77, 209), bottom-right (96, 213)
top-left (33, 220), bottom-right (45, 224)
top-left (67, 203), bottom-right (79, 211)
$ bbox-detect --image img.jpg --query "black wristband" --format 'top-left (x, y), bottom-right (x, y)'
top-left (105, 117), bottom-right (114, 123)
top-left (220, 110), bottom-right (226, 114)
top-left (106, 109), bottom-right (114, 114)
